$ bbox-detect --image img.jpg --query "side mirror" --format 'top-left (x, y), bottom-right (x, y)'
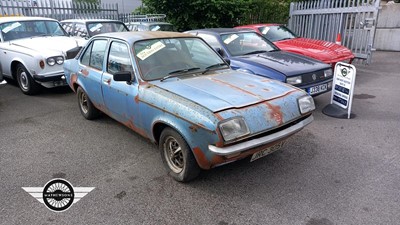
top-left (113, 71), bottom-right (133, 84)
top-left (66, 46), bottom-right (82, 60)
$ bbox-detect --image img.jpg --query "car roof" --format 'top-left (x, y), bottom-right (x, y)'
top-left (60, 19), bottom-right (123, 23)
top-left (94, 31), bottom-right (195, 44)
top-left (0, 16), bottom-right (57, 23)
top-left (186, 28), bottom-right (255, 35)
top-left (237, 24), bottom-right (283, 28)
top-left (127, 22), bottom-right (173, 26)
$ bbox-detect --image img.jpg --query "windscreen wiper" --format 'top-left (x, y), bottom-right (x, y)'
top-left (243, 50), bottom-right (268, 55)
top-left (201, 63), bottom-right (228, 74)
top-left (160, 67), bottom-right (200, 82)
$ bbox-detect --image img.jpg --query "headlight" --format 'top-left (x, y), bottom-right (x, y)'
top-left (298, 95), bottom-right (315, 114)
top-left (287, 76), bottom-right (302, 85)
top-left (219, 117), bottom-right (250, 142)
top-left (56, 56), bottom-right (64, 65)
top-left (47, 57), bottom-right (56, 66)
top-left (324, 69), bottom-right (333, 77)
top-left (47, 56), bottom-right (64, 66)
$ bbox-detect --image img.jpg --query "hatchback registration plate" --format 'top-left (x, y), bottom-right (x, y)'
top-left (308, 83), bottom-right (328, 95)
top-left (250, 141), bottom-right (285, 162)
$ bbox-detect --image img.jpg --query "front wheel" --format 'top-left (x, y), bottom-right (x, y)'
top-left (16, 64), bottom-right (40, 95)
top-left (159, 128), bottom-right (201, 182)
top-left (77, 86), bottom-right (100, 120)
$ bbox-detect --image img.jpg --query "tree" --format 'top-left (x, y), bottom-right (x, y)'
top-left (142, 0), bottom-right (250, 31)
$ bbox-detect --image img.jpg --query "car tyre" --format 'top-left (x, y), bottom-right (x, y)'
top-left (16, 64), bottom-right (41, 95)
top-left (159, 128), bottom-right (201, 182)
top-left (77, 86), bottom-right (100, 120)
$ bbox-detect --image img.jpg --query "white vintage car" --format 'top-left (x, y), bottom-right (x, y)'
top-left (0, 17), bottom-right (81, 94)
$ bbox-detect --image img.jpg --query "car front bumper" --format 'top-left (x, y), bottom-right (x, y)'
top-left (208, 115), bottom-right (313, 156)
top-left (33, 74), bottom-right (67, 88)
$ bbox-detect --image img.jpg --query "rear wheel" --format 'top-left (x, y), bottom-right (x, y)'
top-left (159, 128), bottom-right (201, 182)
top-left (16, 64), bottom-right (41, 95)
top-left (77, 86), bottom-right (100, 120)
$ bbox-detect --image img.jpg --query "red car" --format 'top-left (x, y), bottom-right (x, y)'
top-left (236, 24), bottom-right (354, 67)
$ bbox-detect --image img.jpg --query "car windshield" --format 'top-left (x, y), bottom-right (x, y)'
top-left (149, 24), bottom-right (175, 31)
top-left (134, 37), bottom-right (228, 81)
top-left (87, 22), bottom-right (129, 36)
top-left (220, 32), bottom-right (278, 57)
top-left (0, 20), bottom-right (67, 41)
top-left (258, 25), bottom-right (298, 42)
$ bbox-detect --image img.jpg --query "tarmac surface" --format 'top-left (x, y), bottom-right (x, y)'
top-left (0, 51), bottom-right (399, 225)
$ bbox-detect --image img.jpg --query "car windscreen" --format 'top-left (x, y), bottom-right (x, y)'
top-left (134, 37), bottom-right (228, 81)
top-left (87, 22), bottom-right (129, 36)
top-left (258, 25), bottom-right (298, 42)
top-left (220, 32), bottom-right (278, 57)
top-left (0, 20), bottom-right (67, 41)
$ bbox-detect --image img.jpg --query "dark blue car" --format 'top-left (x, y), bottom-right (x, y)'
top-left (185, 28), bottom-right (333, 96)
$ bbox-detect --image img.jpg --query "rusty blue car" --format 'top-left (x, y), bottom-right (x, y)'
top-left (63, 32), bottom-right (315, 182)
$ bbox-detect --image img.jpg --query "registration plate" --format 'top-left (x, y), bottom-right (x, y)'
top-left (250, 141), bottom-right (285, 162)
top-left (308, 83), bottom-right (328, 95)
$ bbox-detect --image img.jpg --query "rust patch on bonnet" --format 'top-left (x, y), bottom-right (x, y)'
top-left (210, 78), bottom-right (259, 97)
top-left (264, 102), bottom-right (283, 125)
top-left (193, 147), bottom-right (211, 169)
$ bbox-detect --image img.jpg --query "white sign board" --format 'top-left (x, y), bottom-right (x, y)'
top-left (330, 62), bottom-right (356, 118)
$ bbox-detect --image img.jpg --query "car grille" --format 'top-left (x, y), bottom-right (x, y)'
top-left (300, 70), bottom-right (326, 85)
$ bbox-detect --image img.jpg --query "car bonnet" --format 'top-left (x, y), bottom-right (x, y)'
top-left (149, 70), bottom-right (303, 113)
top-left (232, 50), bottom-right (330, 76)
top-left (10, 36), bottom-right (79, 56)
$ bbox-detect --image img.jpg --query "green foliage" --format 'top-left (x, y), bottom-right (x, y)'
top-left (141, 0), bottom-right (291, 31)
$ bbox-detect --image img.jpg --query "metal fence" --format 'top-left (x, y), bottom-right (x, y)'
top-left (289, 0), bottom-right (381, 64)
top-left (0, 0), bottom-right (119, 21)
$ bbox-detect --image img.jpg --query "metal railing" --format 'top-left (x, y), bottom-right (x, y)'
top-left (289, 0), bottom-right (381, 64)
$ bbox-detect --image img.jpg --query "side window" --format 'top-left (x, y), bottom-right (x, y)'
top-left (80, 39), bottom-right (108, 70)
top-left (197, 34), bottom-right (222, 49)
top-left (80, 42), bottom-right (93, 66)
top-left (75, 23), bottom-right (88, 37)
top-left (62, 22), bottom-right (73, 33)
top-left (107, 41), bottom-right (133, 74)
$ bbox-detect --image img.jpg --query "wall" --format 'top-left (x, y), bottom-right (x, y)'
top-left (374, 3), bottom-right (400, 51)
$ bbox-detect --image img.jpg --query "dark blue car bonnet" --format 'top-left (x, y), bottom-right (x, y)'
top-left (231, 51), bottom-right (329, 77)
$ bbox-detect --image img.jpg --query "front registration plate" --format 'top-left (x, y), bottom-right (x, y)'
top-left (250, 141), bottom-right (285, 162)
top-left (308, 83), bottom-right (328, 95)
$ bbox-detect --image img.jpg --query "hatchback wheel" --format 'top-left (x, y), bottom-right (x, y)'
top-left (159, 128), bottom-right (201, 182)
top-left (77, 86), bottom-right (100, 120)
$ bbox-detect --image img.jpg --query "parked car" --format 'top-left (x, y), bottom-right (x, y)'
top-left (235, 24), bottom-right (355, 67)
top-left (64, 31), bottom-right (315, 182)
top-left (60, 19), bottom-right (129, 39)
top-left (126, 21), bottom-right (175, 32)
top-left (185, 28), bottom-right (333, 96)
top-left (0, 16), bottom-right (81, 94)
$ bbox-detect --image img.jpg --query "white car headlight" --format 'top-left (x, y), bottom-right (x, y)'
top-left (287, 76), bottom-right (302, 85)
top-left (219, 117), bottom-right (250, 142)
top-left (56, 56), bottom-right (64, 65)
top-left (324, 69), bottom-right (333, 77)
top-left (298, 95), bottom-right (315, 114)
top-left (47, 57), bottom-right (56, 66)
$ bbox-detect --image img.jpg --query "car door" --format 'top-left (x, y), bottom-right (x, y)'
top-left (101, 40), bottom-right (140, 126)
top-left (77, 38), bottom-right (108, 107)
